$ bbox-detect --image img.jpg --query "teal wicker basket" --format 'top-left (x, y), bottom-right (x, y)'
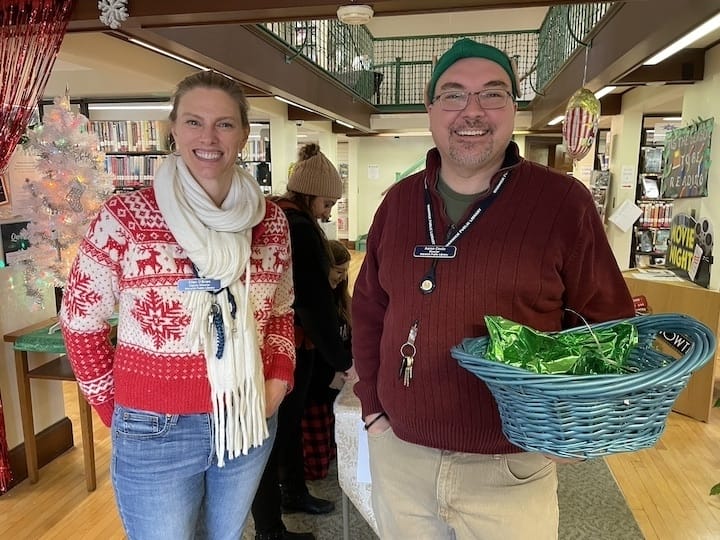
top-left (451, 314), bottom-right (717, 459)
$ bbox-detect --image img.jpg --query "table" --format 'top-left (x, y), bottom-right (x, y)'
top-left (3, 317), bottom-right (97, 491)
top-left (334, 383), bottom-right (379, 539)
top-left (623, 270), bottom-right (720, 421)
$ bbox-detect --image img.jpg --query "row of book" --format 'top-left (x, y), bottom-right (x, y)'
top-left (637, 201), bottom-right (673, 228)
top-left (90, 120), bottom-right (171, 153)
top-left (242, 138), bottom-right (269, 162)
top-left (635, 227), bottom-right (670, 254)
top-left (107, 155), bottom-right (166, 188)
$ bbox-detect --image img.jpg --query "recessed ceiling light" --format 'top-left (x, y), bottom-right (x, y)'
top-left (128, 38), bottom-right (209, 71)
top-left (335, 120), bottom-right (354, 129)
top-left (644, 13), bottom-right (720, 65)
top-left (594, 86), bottom-right (617, 99)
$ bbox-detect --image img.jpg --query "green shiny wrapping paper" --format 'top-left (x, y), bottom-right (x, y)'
top-left (469, 316), bottom-right (638, 375)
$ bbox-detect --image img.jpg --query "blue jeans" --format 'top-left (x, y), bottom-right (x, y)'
top-left (111, 405), bottom-right (277, 540)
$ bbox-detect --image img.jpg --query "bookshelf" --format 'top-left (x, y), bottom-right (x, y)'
top-left (631, 116), bottom-right (681, 268)
top-left (240, 122), bottom-right (272, 195)
top-left (85, 100), bottom-right (171, 192)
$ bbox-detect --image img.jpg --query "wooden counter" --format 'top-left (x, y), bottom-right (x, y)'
top-left (623, 270), bottom-right (720, 422)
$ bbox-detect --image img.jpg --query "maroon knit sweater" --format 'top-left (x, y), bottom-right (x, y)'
top-left (352, 143), bottom-right (635, 454)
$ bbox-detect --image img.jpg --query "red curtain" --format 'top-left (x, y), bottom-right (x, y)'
top-left (0, 0), bottom-right (76, 173)
top-left (0, 0), bottom-right (76, 491)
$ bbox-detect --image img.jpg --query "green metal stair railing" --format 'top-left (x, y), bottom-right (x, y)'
top-left (536, 2), bottom-right (614, 90)
top-left (258, 2), bottom-right (614, 109)
top-left (395, 155), bottom-right (426, 183)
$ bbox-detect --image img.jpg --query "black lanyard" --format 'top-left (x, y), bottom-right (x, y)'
top-left (418, 170), bottom-right (510, 294)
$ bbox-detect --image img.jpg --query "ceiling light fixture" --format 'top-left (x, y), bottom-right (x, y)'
top-left (376, 131), bottom-right (432, 137)
top-left (335, 120), bottom-right (354, 129)
top-left (88, 104), bottom-right (172, 111)
top-left (594, 86), bottom-right (617, 99)
top-left (662, 116), bottom-right (682, 121)
top-left (547, 115), bottom-right (565, 126)
top-left (274, 95), bottom-right (322, 116)
top-left (643, 12), bottom-right (720, 65)
top-left (128, 38), bottom-right (210, 71)
top-left (337, 4), bottom-right (374, 25)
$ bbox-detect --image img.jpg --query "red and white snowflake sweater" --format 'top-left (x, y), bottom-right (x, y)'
top-left (60, 188), bottom-right (296, 427)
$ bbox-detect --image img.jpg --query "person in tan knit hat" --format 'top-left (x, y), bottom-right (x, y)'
top-left (286, 143), bottom-right (343, 220)
top-left (252, 143), bottom-right (354, 540)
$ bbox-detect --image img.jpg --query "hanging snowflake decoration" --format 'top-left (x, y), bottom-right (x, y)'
top-left (98, 0), bottom-right (129, 29)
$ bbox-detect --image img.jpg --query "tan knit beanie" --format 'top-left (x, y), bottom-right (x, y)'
top-left (287, 143), bottom-right (343, 199)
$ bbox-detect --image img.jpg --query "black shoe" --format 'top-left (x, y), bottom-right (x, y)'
top-left (281, 491), bottom-right (335, 515)
top-left (255, 529), bottom-right (316, 540)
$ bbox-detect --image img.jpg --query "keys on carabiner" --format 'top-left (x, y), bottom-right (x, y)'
top-left (401, 355), bottom-right (414, 387)
top-left (399, 321), bottom-right (419, 388)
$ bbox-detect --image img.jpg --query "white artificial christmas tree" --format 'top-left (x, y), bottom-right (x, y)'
top-left (17, 94), bottom-right (113, 305)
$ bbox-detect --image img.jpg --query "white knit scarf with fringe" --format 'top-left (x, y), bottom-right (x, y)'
top-left (154, 154), bottom-right (267, 466)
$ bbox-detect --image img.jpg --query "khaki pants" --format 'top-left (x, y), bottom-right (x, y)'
top-left (368, 428), bottom-right (559, 540)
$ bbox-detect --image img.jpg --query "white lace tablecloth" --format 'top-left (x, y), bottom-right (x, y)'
top-left (334, 382), bottom-right (379, 536)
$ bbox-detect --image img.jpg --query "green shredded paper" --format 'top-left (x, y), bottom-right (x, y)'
top-left (467, 316), bottom-right (639, 375)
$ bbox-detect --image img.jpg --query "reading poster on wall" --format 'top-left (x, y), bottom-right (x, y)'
top-left (661, 118), bottom-right (713, 198)
top-left (665, 213), bottom-right (714, 288)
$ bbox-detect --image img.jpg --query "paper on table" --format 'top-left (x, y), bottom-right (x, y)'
top-left (631, 269), bottom-right (684, 281)
top-left (356, 420), bottom-right (372, 484)
top-left (608, 200), bottom-right (643, 233)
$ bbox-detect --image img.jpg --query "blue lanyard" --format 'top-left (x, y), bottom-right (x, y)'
top-left (423, 169), bottom-right (510, 246)
top-left (192, 263), bottom-right (237, 359)
top-left (419, 170), bottom-right (510, 294)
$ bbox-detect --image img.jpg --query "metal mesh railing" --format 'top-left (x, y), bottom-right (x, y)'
top-left (260, 2), bottom-right (614, 107)
top-left (373, 31), bottom-right (538, 105)
top-left (261, 21), bottom-right (376, 100)
top-left (536, 3), bottom-right (614, 90)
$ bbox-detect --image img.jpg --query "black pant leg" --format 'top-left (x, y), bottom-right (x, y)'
top-left (278, 347), bottom-right (315, 494)
top-left (251, 435), bottom-right (283, 533)
top-left (251, 347), bottom-right (314, 532)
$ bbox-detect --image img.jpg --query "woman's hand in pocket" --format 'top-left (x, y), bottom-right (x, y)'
top-left (265, 378), bottom-right (288, 418)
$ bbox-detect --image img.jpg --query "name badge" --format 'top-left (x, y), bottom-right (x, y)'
top-left (413, 245), bottom-right (457, 259)
top-left (178, 278), bottom-right (221, 292)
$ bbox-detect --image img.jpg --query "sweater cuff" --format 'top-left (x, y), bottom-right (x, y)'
top-left (93, 400), bottom-right (115, 428)
top-left (353, 379), bottom-right (383, 418)
top-left (264, 355), bottom-right (295, 393)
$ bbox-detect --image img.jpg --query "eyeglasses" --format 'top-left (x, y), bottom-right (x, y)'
top-left (431, 89), bottom-right (513, 111)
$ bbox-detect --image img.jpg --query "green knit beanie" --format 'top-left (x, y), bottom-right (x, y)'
top-left (427, 39), bottom-right (519, 102)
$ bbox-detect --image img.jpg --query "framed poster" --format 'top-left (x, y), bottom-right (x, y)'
top-left (0, 173), bottom-right (8, 206)
top-left (0, 219), bottom-right (30, 266)
top-left (661, 118), bottom-right (714, 198)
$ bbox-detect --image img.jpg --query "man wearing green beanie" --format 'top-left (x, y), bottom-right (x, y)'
top-left (352, 38), bottom-right (635, 539)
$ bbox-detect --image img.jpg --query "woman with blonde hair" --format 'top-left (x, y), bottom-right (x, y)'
top-left (61, 71), bottom-right (295, 539)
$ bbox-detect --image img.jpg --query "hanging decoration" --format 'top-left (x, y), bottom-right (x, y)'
top-left (98, 0), bottom-right (128, 29)
top-left (562, 87), bottom-right (600, 161)
top-left (560, 14), bottom-right (601, 163)
top-left (0, 0), bottom-right (75, 174)
top-left (16, 94), bottom-right (113, 305)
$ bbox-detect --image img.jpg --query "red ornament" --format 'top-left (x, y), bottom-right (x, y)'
top-left (0, 0), bottom-right (75, 173)
top-left (561, 88), bottom-right (601, 162)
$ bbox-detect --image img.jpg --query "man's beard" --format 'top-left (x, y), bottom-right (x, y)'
top-left (448, 134), bottom-right (495, 168)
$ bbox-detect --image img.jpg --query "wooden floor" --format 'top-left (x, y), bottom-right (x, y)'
top-left (1, 250), bottom-right (719, 539)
